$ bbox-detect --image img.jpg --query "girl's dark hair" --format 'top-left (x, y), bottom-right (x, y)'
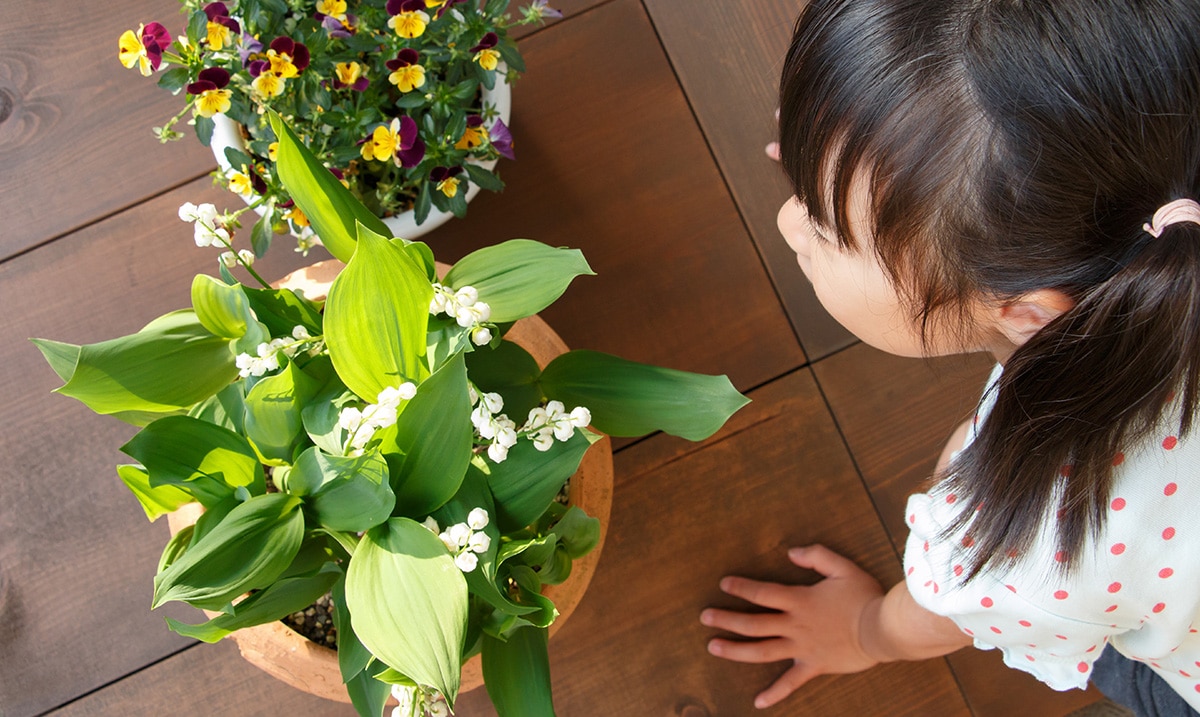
top-left (780, 0), bottom-right (1200, 579)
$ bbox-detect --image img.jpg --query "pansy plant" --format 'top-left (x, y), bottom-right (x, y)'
top-left (117, 0), bottom-right (562, 258)
top-left (32, 115), bottom-right (750, 717)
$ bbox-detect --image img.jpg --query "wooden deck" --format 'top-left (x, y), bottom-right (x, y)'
top-left (1, 1), bottom-right (1107, 715)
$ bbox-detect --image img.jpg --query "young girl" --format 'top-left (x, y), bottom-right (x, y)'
top-left (699, 0), bottom-right (1200, 714)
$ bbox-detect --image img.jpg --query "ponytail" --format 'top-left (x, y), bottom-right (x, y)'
top-left (947, 218), bottom-right (1200, 579)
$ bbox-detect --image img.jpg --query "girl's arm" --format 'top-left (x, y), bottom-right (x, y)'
top-left (702, 545), bottom-right (972, 709)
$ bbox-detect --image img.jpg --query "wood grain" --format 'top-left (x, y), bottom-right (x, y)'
top-left (455, 369), bottom-right (970, 716)
top-left (0, 0), bottom-right (216, 259)
top-left (414, 0), bottom-right (806, 390)
top-left (0, 177), bottom-right (319, 717)
top-left (813, 344), bottom-right (1102, 716)
top-left (642, 0), bottom-right (856, 361)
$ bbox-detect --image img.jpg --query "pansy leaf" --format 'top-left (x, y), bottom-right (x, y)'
top-left (376, 352), bottom-right (471, 517)
top-left (345, 518), bottom-right (468, 705)
top-left (286, 448), bottom-right (395, 533)
top-left (540, 350), bottom-right (750, 440)
top-left (443, 240), bottom-right (595, 323)
top-left (121, 415), bottom-right (263, 505)
top-left (324, 223), bottom-right (431, 401)
top-left (269, 111), bottom-right (392, 263)
top-left (414, 183), bottom-right (432, 226)
top-left (32, 310), bottom-right (237, 423)
top-left (186, 9), bottom-right (208, 45)
top-left (157, 67), bottom-right (190, 94)
top-left (484, 428), bottom-right (600, 533)
top-left (191, 275), bottom-right (252, 339)
top-left (223, 147), bottom-right (254, 173)
top-left (475, 63), bottom-right (496, 91)
top-left (251, 211), bottom-right (274, 259)
top-left (243, 358), bottom-right (321, 464)
top-left (482, 626), bottom-right (556, 717)
top-left (497, 42), bottom-right (526, 74)
top-left (164, 564), bottom-right (339, 643)
top-left (395, 93), bottom-right (426, 110)
top-left (447, 189), bottom-right (469, 219)
top-left (152, 493), bottom-right (305, 610)
top-left (116, 464), bottom-right (194, 522)
top-left (195, 115), bottom-right (215, 147)
top-left (464, 339), bottom-right (543, 424)
top-left (465, 164), bottom-right (505, 192)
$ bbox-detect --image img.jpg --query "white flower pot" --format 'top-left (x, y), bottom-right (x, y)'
top-left (209, 71), bottom-right (512, 241)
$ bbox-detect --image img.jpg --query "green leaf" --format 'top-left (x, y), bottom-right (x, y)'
top-left (191, 275), bottom-right (252, 339)
top-left (443, 240), bottom-right (595, 323)
top-left (346, 518), bottom-right (468, 704)
top-left (195, 115), bottom-right (215, 147)
top-left (164, 564), bottom-right (340, 643)
top-left (324, 223), bottom-right (432, 400)
top-left (465, 164), bottom-right (505, 192)
top-left (482, 626), bottom-right (556, 717)
top-left (414, 183), bottom-right (432, 226)
top-left (241, 286), bottom-right (323, 339)
top-left (32, 310), bottom-right (237, 423)
top-left (121, 415), bottom-right (264, 504)
top-left (345, 665), bottom-right (391, 717)
top-left (116, 464), bottom-right (194, 522)
top-left (464, 340), bottom-right (543, 423)
top-left (286, 448), bottom-right (395, 532)
top-left (223, 147), bottom-right (254, 173)
top-left (376, 353), bottom-right (471, 517)
top-left (157, 67), bottom-right (190, 93)
top-left (186, 9), bottom-right (208, 45)
top-left (332, 574), bottom-right (373, 681)
top-left (485, 428), bottom-right (599, 532)
top-left (251, 211), bottom-right (275, 259)
top-left (152, 493), bottom-right (305, 610)
top-left (270, 111), bottom-right (392, 263)
top-left (300, 367), bottom-right (351, 455)
top-left (540, 350), bottom-right (750, 440)
top-left (549, 505), bottom-right (600, 559)
top-left (158, 524), bottom-right (193, 573)
top-left (244, 358), bottom-right (321, 464)
top-left (188, 382), bottom-right (247, 434)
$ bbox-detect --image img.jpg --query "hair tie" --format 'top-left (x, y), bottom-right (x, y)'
top-left (1143, 198), bottom-right (1200, 238)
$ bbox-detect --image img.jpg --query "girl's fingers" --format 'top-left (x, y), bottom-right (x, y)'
top-left (755, 662), bottom-right (820, 710)
top-left (787, 544), bottom-right (861, 579)
top-left (707, 637), bottom-right (793, 664)
top-left (700, 607), bottom-right (783, 637)
top-left (719, 575), bottom-right (797, 611)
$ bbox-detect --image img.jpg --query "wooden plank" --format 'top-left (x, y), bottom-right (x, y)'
top-left (813, 344), bottom-right (1103, 716)
top-left (456, 369), bottom-right (970, 716)
top-left (642, 0), bottom-right (856, 361)
top-left (0, 178), bottom-right (319, 717)
top-left (0, 0), bottom-right (216, 259)
top-left (419, 0), bottom-right (806, 388)
top-left (47, 642), bottom-right (356, 717)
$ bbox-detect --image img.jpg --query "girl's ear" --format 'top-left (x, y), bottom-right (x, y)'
top-left (993, 289), bottom-right (1076, 346)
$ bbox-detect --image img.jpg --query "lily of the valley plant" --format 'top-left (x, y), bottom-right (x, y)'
top-left (33, 113), bottom-right (748, 717)
top-left (119, 0), bottom-right (558, 257)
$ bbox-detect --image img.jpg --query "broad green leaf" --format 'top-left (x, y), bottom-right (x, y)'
top-left (345, 664), bottom-right (391, 717)
top-left (241, 286), bottom-right (324, 339)
top-left (158, 524), bottom-right (193, 573)
top-left (188, 382), bottom-right (247, 434)
top-left (191, 275), bottom-right (252, 339)
top-left (443, 240), bottom-right (594, 323)
top-left (391, 237), bottom-right (436, 281)
top-left (544, 504), bottom-right (599, 559)
top-left (164, 564), bottom-right (339, 643)
top-left (464, 340), bottom-right (544, 423)
top-left (153, 493), bottom-right (305, 610)
top-left (376, 353), bottom-right (471, 517)
top-left (540, 350), bottom-right (750, 440)
top-left (269, 111), bottom-right (391, 262)
top-left (484, 428), bottom-right (599, 533)
top-left (251, 209), bottom-right (275, 258)
top-left (324, 223), bottom-right (432, 400)
top-left (301, 376), bottom-right (353, 455)
top-left (286, 448), bottom-right (395, 532)
top-left (32, 310), bottom-right (237, 423)
top-left (346, 518), bottom-right (468, 704)
top-left (121, 415), bottom-right (263, 504)
top-left (332, 574), bottom-right (373, 682)
top-left (116, 464), bottom-right (194, 522)
top-left (244, 358), bottom-right (321, 464)
top-left (482, 626), bottom-right (556, 717)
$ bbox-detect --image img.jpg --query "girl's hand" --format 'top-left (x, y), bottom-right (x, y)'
top-left (700, 544), bottom-right (886, 709)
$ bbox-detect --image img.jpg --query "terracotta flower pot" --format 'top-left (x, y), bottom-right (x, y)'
top-left (167, 260), bottom-right (613, 703)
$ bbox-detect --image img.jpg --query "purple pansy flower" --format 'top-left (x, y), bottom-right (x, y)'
top-left (386, 0), bottom-right (426, 15)
top-left (203, 2), bottom-right (241, 34)
top-left (489, 118), bottom-right (515, 160)
top-left (470, 32), bottom-right (499, 54)
top-left (321, 13), bottom-right (359, 38)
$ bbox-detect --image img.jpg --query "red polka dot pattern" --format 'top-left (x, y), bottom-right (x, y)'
top-left (1111, 497), bottom-right (1127, 511)
top-left (1112, 452), bottom-right (1125, 466)
top-left (1054, 590), bottom-right (1069, 600)
top-left (1164, 527), bottom-right (1176, 540)
top-left (1108, 582), bottom-right (1122, 593)
top-left (1111, 543), bottom-right (1126, 555)
top-left (1160, 568), bottom-right (1175, 579)
top-left (1163, 436), bottom-right (1179, 450)
top-left (1154, 603), bottom-right (1167, 614)
top-left (981, 597), bottom-right (994, 608)
top-left (1165, 482), bottom-right (1178, 496)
